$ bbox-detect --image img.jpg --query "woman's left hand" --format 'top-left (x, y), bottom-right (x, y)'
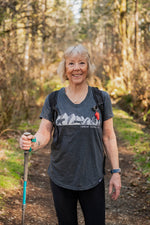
top-left (109, 173), bottom-right (121, 200)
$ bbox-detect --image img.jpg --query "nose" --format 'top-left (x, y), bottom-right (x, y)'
top-left (73, 63), bottom-right (80, 70)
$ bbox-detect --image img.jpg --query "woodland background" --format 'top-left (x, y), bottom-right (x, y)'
top-left (0, 0), bottom-right (150, 132)
top-left (0, 1), bottom-right (150, 223)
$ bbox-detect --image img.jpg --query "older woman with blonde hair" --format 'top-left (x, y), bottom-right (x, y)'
top-left (58, 44), bottom-right (95, 83)
top-left (20, 44), bottom-right (121, 225)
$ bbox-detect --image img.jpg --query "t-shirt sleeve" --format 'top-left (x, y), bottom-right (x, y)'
top-left (102, 91), bottom-right (114, 121)
top-left (40, 94), bottom-right (53, 122)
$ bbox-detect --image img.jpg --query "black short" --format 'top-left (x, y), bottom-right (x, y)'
top-left (50, 179), bottom-right (105, 225)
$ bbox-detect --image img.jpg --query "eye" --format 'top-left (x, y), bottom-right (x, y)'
top-left (80, 62), bottom-right (85, 65)
top-left (68, 62), bottom-right (74, 66)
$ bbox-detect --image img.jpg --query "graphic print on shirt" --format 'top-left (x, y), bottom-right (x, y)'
top-left (56, 113), bottom-right (100, 126)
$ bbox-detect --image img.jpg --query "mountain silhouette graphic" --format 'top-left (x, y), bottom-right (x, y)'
top-left (56, 113), bottom-right (100, 126)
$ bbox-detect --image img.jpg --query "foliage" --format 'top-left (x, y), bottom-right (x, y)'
top-left (0, 0), bottom-right (76, 132)
top-left (79, 0), bottom-right (150, 124)
top-left (113, 107), bottom-right (150, 180)
top-left (0, 138), bottom-right (23, 189)
top-left (0, 121), bottom-right (39, 190)
top-left (0, 0), bottom-right (149, 130)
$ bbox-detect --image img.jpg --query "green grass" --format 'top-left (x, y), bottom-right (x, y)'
top-left (113, 107), bottom-right (150, 181)
top-left (0, 140), bottom-right (23, 189)
top-left (0, 120), bottom-right (40, 190)
top-left (18, 120), bottom-right (40, 132)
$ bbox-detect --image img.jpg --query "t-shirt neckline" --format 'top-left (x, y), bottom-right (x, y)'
top-left (62, 86), bottom-right (91, 107)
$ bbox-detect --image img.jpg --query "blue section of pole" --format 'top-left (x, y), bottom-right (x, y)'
top-left (23, 181), bottom-right (27, 205)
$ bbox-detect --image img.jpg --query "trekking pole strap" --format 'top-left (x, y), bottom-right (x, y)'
top-left (29, 137), bottom-right (36, 152)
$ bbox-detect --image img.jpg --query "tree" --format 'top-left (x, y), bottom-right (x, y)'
top-left (134, 0), bottom-right (139, 58)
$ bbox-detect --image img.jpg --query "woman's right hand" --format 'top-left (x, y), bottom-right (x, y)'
top-left (19, 133), bottom-right (34, 151)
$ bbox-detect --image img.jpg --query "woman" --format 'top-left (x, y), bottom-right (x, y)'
top-left (20, 44), bottom-right (121, 225)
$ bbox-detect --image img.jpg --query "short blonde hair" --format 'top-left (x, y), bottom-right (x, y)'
top-left (57, 44), bottom-right (95, 83)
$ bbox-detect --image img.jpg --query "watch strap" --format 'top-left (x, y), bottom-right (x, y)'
top-left (111, 168), bottom-right (121, 174)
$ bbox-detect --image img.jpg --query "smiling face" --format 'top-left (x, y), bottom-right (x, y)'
top-left (65, 54), bottom-right (88, 85)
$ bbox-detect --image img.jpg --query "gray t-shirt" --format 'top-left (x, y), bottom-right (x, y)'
top-left (40, 86), bottom-right (113, 190)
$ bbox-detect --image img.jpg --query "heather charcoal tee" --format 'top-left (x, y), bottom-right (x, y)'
top-left (40, 86), bottom-right (113, 190)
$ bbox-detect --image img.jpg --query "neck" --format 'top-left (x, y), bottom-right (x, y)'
top-left (65, 82), bottom-right (88, 104)
top-left (68, 82), bottom-right (88, 93)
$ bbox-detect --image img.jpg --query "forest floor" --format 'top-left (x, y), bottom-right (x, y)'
top-left (0, 136), bottom-right (150, 225)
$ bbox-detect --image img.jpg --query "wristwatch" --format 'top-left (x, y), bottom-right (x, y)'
top-left (111, 168), bottom-right (121, 174)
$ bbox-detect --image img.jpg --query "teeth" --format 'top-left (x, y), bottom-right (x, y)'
top-left (73, 74), bottom-right (81, 76)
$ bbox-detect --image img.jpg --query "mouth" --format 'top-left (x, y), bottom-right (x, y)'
top-left (72, 74), bottom-right (82, 77)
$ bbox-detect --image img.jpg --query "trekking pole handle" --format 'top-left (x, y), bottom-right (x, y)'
top-left (23, 132), bottom-right (36, 152)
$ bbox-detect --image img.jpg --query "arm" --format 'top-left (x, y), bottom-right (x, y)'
top-left (20, 118), bottom-right (53, 151)
top-left (102, 118), bottom-right (121, 200)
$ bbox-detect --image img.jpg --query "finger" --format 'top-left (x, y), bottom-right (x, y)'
top-left (115, 187), bottom-right (121, 200)
top-left (22, 143), bottom-right (31, 150)
top-left (22, 134), bottom-right (33, 140)
top-left (112, 186), bottom-right (121, 200)
top-left (20, 139), bottom-right (32, 150)
top-left (111, 192), bottom-right (116, 200)
top-left (27, 134), bottom-right (34, 140)
top-left (109, 182), bottom-right (113, 195)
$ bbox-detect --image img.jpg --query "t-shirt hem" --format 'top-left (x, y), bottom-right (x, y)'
top-left (103, 114), bottom-right (114, 121)
top-left (49, 175), bottom-right (104, 191)
top-left (39, 115), bottom-right (53, 122)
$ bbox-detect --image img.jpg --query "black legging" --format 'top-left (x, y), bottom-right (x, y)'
top-left (50, 179), bottom-right (105, 225)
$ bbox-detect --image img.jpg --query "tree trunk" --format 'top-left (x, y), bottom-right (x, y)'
top-left (114, 0), bottom-right (120, 54)
top-left (41, 0), bottom-right (47, 76)
top-left (120, 0), bottom-right (129, 89)
top-left (120, 0), bottom-right (127, 66)
top-left (24, 0), bottom-right (30, 72)
top-left (134, 0), bottom-right (139, 59)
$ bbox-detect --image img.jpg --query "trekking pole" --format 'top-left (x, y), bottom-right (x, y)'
top-left (22, 132), bottom-right (36, 225)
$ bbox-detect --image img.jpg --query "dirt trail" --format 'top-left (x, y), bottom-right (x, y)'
top-left (0, 139), bottom-right (150, 225)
